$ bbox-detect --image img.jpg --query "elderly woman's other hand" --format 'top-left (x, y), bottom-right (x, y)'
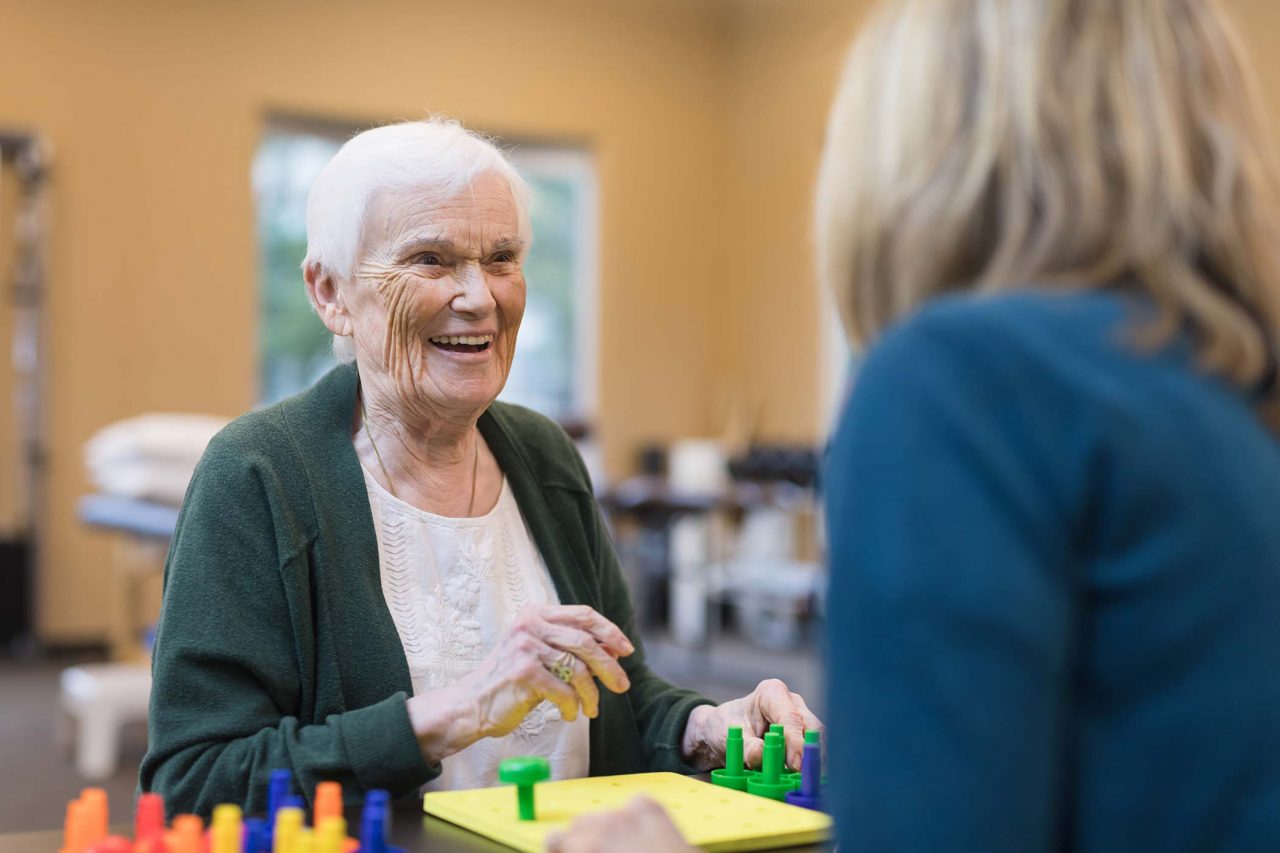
top-left (407, 604), bottom-right (634, 764)
top-left (545, 796), bottom-right (695, 853)
top-left (681, 679), bottom-right (823, 772)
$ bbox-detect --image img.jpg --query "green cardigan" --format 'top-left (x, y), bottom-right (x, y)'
top-left (140, 363), bottom-right (711, 816)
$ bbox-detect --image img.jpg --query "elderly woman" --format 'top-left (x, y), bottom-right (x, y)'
top-left (140, 120), bottom-right (820, 814)
top-left (555, 0), bottom-right (1280, 850)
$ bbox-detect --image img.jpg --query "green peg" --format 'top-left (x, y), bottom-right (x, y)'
top-left (499, 756), bottom-right (551, 821)
top-left (762, 733), bottom-right (782, 782)
top-left (746, 732), bottom-right (792, 801)
top-left (711, 726), bottom-right (753, 791)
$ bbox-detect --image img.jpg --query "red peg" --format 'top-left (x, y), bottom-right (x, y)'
top-left (136, 792), bottom-right (166, 842)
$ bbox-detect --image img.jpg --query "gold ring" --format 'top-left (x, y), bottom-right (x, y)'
top-left (546, 651), bottom-right (576, 684)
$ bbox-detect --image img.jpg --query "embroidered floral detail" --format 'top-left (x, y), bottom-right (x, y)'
top-left (421, 526), bottom-right (494, 662)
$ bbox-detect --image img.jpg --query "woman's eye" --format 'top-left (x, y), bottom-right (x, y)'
top-left (491, 252), bottom-right (515, 264)
top-left (413, 253), bottom-right (442, 266)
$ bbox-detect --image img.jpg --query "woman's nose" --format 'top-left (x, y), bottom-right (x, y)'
top-left (450, 264), bottom-right (497, 317)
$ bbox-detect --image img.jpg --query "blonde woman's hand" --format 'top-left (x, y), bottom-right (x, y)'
top-left (545, 797), bottom-right (695, 853)
top-left (406, 603), bottom-right (634, 763)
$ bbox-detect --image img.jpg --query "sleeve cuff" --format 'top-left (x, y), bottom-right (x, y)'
top-left (647, 692), bottom-right (717, 775)
top-left (338, 692), bottom-right (440, 796)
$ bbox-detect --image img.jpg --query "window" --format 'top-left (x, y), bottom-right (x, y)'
top-left (498, 148), bottom-right (597, 420)
top-left (253, 129), bottom-right (340, 405)
top-left (252, 122), bottom-right (597, 423)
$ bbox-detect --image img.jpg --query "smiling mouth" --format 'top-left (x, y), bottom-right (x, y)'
top-left (429, 334), bottom-right (494, 354)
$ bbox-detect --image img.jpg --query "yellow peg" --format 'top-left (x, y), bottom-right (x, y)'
top-left (273, 806), bottom-right (305, 853)
top-left (211, 803), bottom-right (243, 853)
top-left (296, 827), bottom-right (315, 853)
top-left (316, 816), bottom-right (347, 853)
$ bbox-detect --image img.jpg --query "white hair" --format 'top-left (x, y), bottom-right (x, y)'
top-left (302, 118), bottom-right (533, 362)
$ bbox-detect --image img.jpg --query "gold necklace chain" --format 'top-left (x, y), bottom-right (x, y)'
top-left (359, 386), bottom-right (480, 516)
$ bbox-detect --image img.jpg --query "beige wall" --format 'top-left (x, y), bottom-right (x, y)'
top-left (718, 0), bottom-right (869, 442)
top-left (3, 0), bottom-right (1279, 642)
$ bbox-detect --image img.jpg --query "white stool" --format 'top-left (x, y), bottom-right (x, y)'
top-left (59, 662), bottom-right (152, 780)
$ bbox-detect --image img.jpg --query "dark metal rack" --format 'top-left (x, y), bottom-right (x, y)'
top-left (0, 131), bottom-right (50, 655)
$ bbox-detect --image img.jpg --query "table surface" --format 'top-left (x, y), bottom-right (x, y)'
top-left (0, 793), bottom-right (830, 853)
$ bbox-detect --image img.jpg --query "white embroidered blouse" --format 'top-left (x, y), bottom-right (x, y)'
top-left (360, 466), bottom-right (590, 791)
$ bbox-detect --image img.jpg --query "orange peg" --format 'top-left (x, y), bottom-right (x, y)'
top-left (314, 782), bottom-right (343, 826)
top-left (60, 796), bottom-right (84, 853)
top-left (168, 813), bottom-right (204, 853)
top-left (80, 789), bottom-right (109, 847)
top-left (86, 837), bottom-right (133, 853)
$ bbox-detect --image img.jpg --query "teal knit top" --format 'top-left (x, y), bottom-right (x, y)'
top-left (824, 290), bottom-right (1280, 851)
top-left (140, 363), bottom-right (711, 816)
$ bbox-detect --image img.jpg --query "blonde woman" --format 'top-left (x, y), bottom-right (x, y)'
top-left (817, 0), bottom-right (1280, 849)
top-left (552, 0), bottom-right (1280, 850)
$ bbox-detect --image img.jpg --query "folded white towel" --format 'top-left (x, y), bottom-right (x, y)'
top-left (85, 413), bottom-right (230, 505)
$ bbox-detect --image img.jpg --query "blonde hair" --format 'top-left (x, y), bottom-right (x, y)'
top-left (816, 0), bottom-right (1280, 423)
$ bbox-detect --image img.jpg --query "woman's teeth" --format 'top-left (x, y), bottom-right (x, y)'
top-left (429, 335), bottom-right (494, 346)
top-left (429, 334), bottom-right (494, 354)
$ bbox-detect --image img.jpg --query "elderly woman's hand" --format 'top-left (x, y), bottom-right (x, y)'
top-left (545, 796), bottom-right (695, 853)
top-left (680, 679), bottom-right (823, 772)
top-left (407, 603), bottom-right (634, 763)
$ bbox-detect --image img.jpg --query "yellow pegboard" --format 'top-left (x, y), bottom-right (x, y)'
top-left (422, 771), bottom-right (831, 852)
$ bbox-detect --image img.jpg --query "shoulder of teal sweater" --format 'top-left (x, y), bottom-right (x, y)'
top-left (865, 287), bottom-right (1147, 384)
top-left (899, 287), bottom-right (1135, 343)
top-left (840, 289), bottom-right (1134, 534)
top-left (845, 287), bottom-right (1169, 469)
top-left (485, 400), bottom-right (593, 493)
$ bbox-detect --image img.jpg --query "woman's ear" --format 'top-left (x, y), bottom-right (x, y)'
top-left (304, 262), bottom-right (354, 338)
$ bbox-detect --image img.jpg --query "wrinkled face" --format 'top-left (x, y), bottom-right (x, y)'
top-left (346, 171), bottom-right (526, 418)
